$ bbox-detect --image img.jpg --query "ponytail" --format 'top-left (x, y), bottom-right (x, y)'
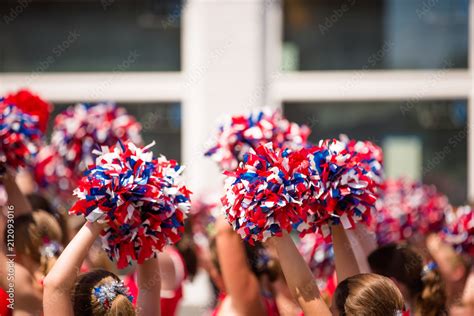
top-left (414, 262), bottom-right (447, 316)
top-left (369, 244), bottom-right (447, 316)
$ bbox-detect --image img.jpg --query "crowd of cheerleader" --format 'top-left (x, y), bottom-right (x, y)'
top-left (0, 89), bottom-right (473, 316)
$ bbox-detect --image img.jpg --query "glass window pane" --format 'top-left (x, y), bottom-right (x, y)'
top-left (48, 102), bottom-right (181, 160)
top-left (284, 100), bottom-right (467, 205)
top-left (0, 0), bottom-right (181, 72)
top-left (283, 0), bottom-right (468, 70)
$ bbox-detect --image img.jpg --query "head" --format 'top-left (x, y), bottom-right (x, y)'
top-left (73, 269), bottom-right (135, 316)
top-left (332, 273), bottom-right (405, 316)
top-left (175, 221), bottom-right (198, 281)
top-left (368, 244), bottom-right (447, 316)
top-left (11, 211), bottom-right (63, 275)
top-left (28, 192), bottom-right (69, 245)
top-left (209, 237), bottom-right (278, 289)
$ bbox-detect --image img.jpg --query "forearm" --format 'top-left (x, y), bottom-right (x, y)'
top-left (3, 172), bottom-right (32, 215)
top-left (44, 221), bottom-right (101, 291)
top-left (137, 257), bottom-right (161, 316)
top-left (271, 233), bottom-right (331, 316)
top-left (332, 224), bottom-right (360, 282)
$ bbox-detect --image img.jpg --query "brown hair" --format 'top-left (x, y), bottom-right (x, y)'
top-left (368, 244), bottom-right (447, 316)
top-left (175, 221), bottom-right (198, 280)
top-left (334, 273), bottom-right (405, 316)
top-left (73, 269), bottom-right (135, 316)
top-left (8, 212), bottom-right (61, 275)
top-left (28, 193), bottom-right (69, 245)
top-left (209, 237), bottom-right (278, 282)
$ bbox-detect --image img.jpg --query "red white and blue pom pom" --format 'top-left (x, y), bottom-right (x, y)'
top-left (206, 108), bottom-right (310, 171)
top-left (375, 178), bottom-right (450, 246)
top-left (441, 205), bottom-right (474, 257)
top-left (297, 233), bottom-right (334, 281)
top-left (339, 134), bottom-right (384, 185)
top-left (3, 89), bottom-right (53, 133)
top-left (34, 145), bottom-right (74, 197)
top-left (188, 194), bottom-right (220, 238)
top-left (297, 139), bottom-right (378, 238)
top-left (47, 102), bottom-right (142, 193)
top-left (221, 139), bottom-right (377, 243)
top-left (70, 142), bottom-right (191, 268)
top-left (0, 103), bottom-right (42, 170)
top-left (221, 142), bottom-right (312, 243)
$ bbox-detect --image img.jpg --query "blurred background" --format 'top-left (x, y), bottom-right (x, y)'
top-left (0, 0), bottom-right (472, 314)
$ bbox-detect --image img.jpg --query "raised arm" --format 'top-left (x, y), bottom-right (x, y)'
top-left (215, 216), bottom-right (265, 315)
top-left (3, 171), bottom-right (32, 215)
top-left (269, 233), bottom-right (331, 316)
top-left (137, 257), bottom-right (161, 316)
top-left (332, 224), bottom-right (361, 283)
top-left (42, 221), bottom-right (102, 316)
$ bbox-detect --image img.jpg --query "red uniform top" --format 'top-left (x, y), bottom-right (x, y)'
top-left (124, 247), bottom-right (187, 316)
top-left (211, 292), bottom-right (280, 316)
top-left (0, 288), bottom-right (12, 316)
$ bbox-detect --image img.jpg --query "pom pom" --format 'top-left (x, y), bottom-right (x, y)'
top-left (45, 102), bottom-right (142, 194)
top-left (206, 108), bottom-right (310, 171)
top-left (0, 104), bottom-right (42, 170)
top-left (297, 139), bottom-right (378, 237)
top-left (221, 142), bottom-right (313, 243)
top-left (441, 205), bottom-right (474, 257)
top-left (70, 142), bottom-right (191, 268)
top-left (221, 139), bottom-right (377, 243)
top-left (339, 134), bottom-right (384, 185)
top-left (3, 89), bottom-right (53, 133)
top-left (374, 178), bottom-right (450, 246)
top-left (34, 145), bottom-right (74, 197)
top-left (297, 233), bottom-right (334, 282)
top-left (188, 194), bottom-right (220, 238)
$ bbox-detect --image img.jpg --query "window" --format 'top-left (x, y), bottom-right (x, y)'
top-left (0, 0), bottom-right (181, 72)
top-left (284, 100), bottom-right (468, 204)
top-left (283, 0), bottom-right (469, 70)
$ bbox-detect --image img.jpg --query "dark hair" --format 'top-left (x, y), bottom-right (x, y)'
top-left (175, 238), bottom-right (198, 281)
top-left (209, 237), bottom-right (278, 282)
top-left (334, 273), bottom-right (405, 316)
top-left (368, 244), bottom-right (446, 316)
top-left (73, 269), bottom-right (134, 316)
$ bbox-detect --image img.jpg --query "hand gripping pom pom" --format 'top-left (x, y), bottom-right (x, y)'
top-left (221, 142), bottom-right (313, 243)
top-left (0, 103), bottom-right (42, 171)
top-left (374, 178), bottom-right (451, 246)
top-left (205, 108), bottom-right (310, 171)
top-left (4, 89), bottom-right (52, 133)
top-left (44, 102), bottom-right (142, 194)
top-left (297, 139), bottom-right (378, 238)
top-left (70, 142), bottom-right (192, 268)
top-left (441, 206), bottom-right (474, 257)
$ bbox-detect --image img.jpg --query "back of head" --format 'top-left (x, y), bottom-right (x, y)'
top-left (10, 214), bottom-right (42, 264)
top-left (368, 244), bottom-right (447, 316)
top-left (334, 273), bottom-right (404, 316)
top-left (32, 210), bottom-right (63, 274)
top-left (73, 269), bottom-right (135, 316)
top-left (28, 192), bottom-right (69, 245)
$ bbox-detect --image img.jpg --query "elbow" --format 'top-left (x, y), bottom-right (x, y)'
top-left (42, 274), bottom-right (65, 293)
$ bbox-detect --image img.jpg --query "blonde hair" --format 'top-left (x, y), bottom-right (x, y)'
top-left (334, 273), bottom-right (405, 316)
top-left (74, 269), bottom-right (135, 316)
top-left (13, 211), bottom-right (62, 275)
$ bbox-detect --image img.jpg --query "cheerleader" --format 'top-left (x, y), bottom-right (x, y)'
top-left (210, 216), bottom-right (280, 316)
top-left (43, 221), bottom-right (161, 316)
top-left (1, 171), bottom-right (59, 316)
top-left (368, 243), bottom-right (447, 316)
top-left (269, 231), bottom-right (405, 316)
